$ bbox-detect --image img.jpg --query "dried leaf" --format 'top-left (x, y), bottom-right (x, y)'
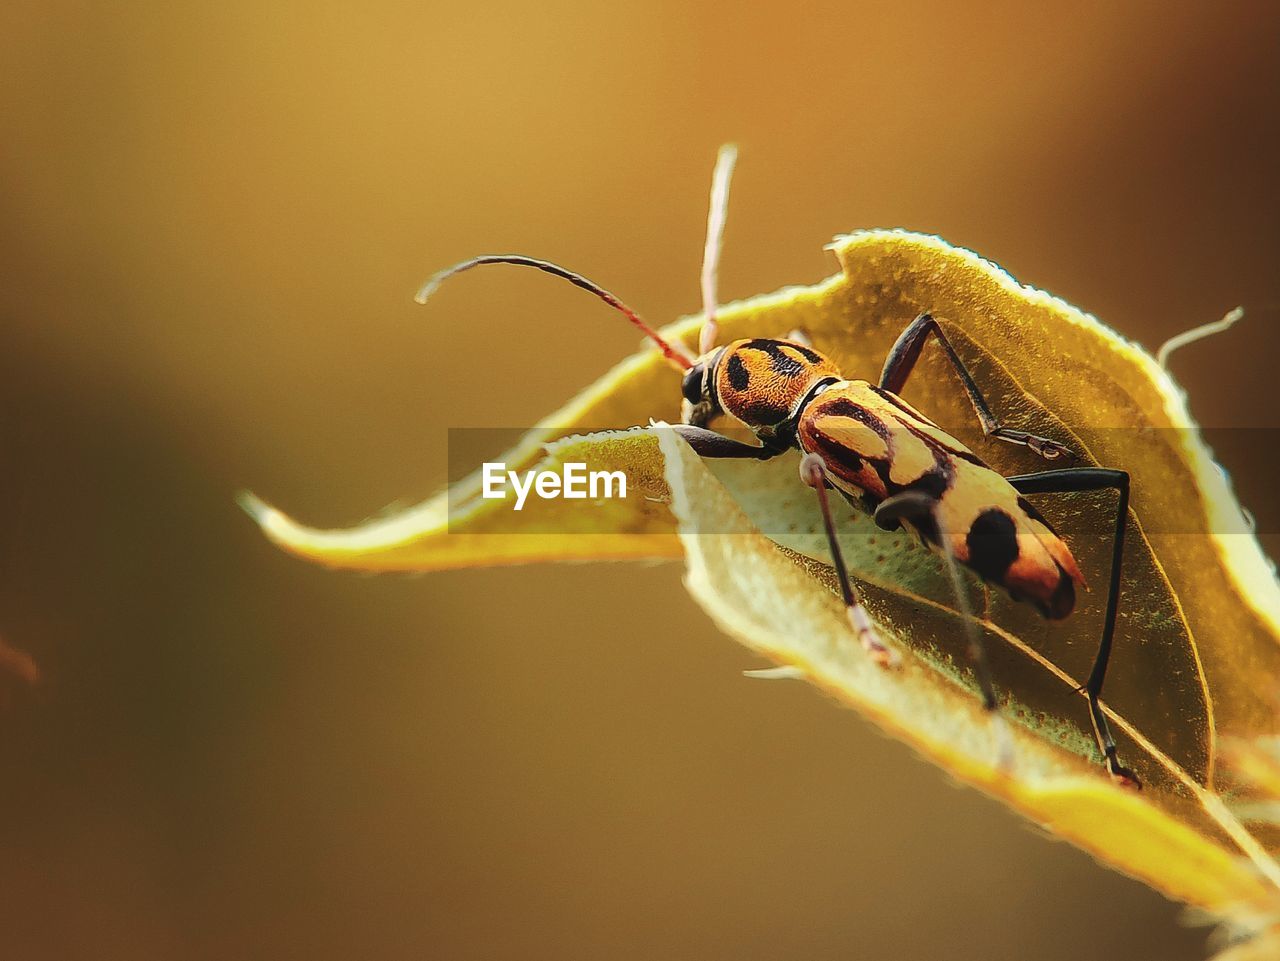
top-left (245, 230), bottom-right (1280, 930)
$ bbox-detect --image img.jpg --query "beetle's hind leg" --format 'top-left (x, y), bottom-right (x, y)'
top-left (1008, 468), bottom-right (1140, 789)
top-left (798, 454), bottom-right (898, 668)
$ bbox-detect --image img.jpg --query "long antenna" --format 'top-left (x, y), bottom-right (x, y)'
top-left (415, 255), bottom-right (695, 370)
top-left (699, 144), bottom-right (738, 356)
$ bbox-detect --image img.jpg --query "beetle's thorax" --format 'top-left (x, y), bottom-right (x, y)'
top-left (711, 338), bottom-right (841, 444)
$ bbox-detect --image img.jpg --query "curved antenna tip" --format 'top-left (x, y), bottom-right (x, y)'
top-left (413, 277), bottom-right (440, 305)
top-left (411, 254), bottom-right (694, 370)
top-left (414, 266), bottom-right (458, 304)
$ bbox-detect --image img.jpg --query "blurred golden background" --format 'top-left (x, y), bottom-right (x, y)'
top-left (2, 1), bottom-right (1278, 958)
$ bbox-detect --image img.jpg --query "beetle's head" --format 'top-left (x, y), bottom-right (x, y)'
top-left (680, 338), bottom-right (840, 436)
top-left (678, 347), bottom-right (725, 428)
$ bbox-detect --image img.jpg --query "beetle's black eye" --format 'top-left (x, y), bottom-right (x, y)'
top-left (681, 364), bottom-right (705, 405)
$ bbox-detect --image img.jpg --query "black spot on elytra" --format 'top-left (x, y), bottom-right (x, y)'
top-left (901, 468), bottom-right (949, 501)
top-left (966, 508), bottom-right (1020, 581)
top-left (727, 355), bottom-right (750, 391)
top-left (881, 440), bottom-right (954, 500)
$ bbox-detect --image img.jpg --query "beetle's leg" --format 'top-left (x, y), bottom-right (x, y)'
top-left (876, 492), bottom-right (1003, 715)
top-left (1008, 467), bottom-right (1140, 789)
top-left (880, 314), bottom-right (1075, 462)
top-left (799, 453), bottom-right (898, 668)
top-left (670, 424), bottom-right (785, 460)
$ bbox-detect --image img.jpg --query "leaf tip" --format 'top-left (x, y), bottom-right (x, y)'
top-left (743, 665), bottom-right (808, 681)
top-left (237, 491), bottom-right (303, 552)
top-left (236, 490), bottom-right (277, 528)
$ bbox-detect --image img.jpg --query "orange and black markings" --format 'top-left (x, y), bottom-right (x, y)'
top-left (418, 178), bottom-right (1140, 786)
top-left (797, 381), bottom-right (1084, 620)
top-left (669, 314), bottom-right (1137, 786)
top-left (714, 339), bottom-right (840, 428)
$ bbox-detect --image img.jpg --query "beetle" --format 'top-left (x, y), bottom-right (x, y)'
top-left (414, 151), bottom-right (1140, 788)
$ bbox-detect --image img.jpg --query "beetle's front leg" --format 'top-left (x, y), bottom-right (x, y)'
top-left (669, 424), bottom-right (785, 460)
top-left (799, 454), bottom-right (898, 668)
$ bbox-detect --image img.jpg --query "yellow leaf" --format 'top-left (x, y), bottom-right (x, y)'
top-left (245, 230), bottom-right (1280, 930)
top-left (1212, 930), bottom-right (1280, 961)
top-left (243, 428), bottom-right (679, 571)
top-left (660, 423), bottom-right (1277, 919)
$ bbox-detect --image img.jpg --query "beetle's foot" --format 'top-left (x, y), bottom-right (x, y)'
top-left (1025, 434), bottom-right (1076, 462)
top-left (848, 606), bottom-right (900, 669)
top-left (1105, 750), bottom-right (1142, 790)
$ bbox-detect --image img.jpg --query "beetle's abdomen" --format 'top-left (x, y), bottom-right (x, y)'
top-left (935, 464), bottom-right (1084, 619)
top-left (797, 381), bottom-right (1085, 619)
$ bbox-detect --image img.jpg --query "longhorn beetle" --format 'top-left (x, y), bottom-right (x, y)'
top-left (416, 147), bottom-right (1141, 788)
